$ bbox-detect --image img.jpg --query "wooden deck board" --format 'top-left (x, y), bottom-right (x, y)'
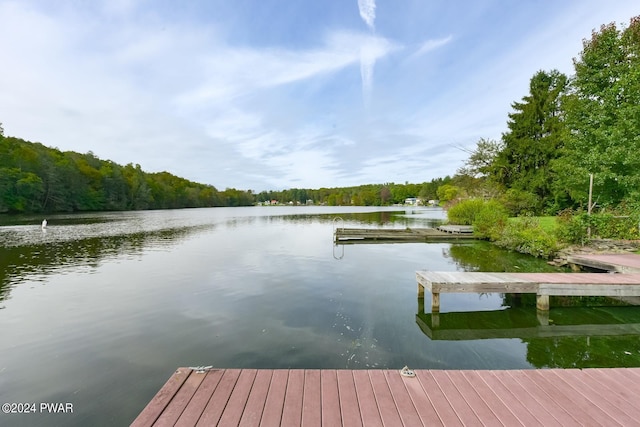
top-left (429, 370), bottom-right (483, 425)
top-left (195, 369), bottom-right (241, 426)
top-left (528, 369), bottom-right (622, 426)
top-left (461, 370), bottom-right (538, 427)
top-left (280, 370), bottom-right (304, 426)
top-left (352, 370), bottom-right (383, 427)
top-left (175, 369), bottom-right (224, 427)
top-left (414, 370), bottom-right (463, 426)
top-left (302, 370), bottom-right (322, 427)
top-left (547, 369), bottom-right (639, 426)
top-left (445, 370), bottom-right (513, 425)
top-left (487, 370), bottom-right (564, 427)
top-left (258, 370), bottom-right (288, 427)
top-left (131, 367), bottom-right (192, 427)
top-left (239, 370), bottom-right (272, 427)
top-left (154, 368), bottom-right (205, 426)
top-left (336, 370), bottom-right (364, 427)
top-left (367, 370), bottom-right (403, 426)
top-left (320, 370), bottom-right (342, 427)
top-left (383, 370), bottom-right (424, 427)
top-left (502, 370), bottom-right (581, 425)
top-left (133, 368), bottom-right (640, 427)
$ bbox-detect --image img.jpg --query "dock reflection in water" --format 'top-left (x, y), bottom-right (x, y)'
top-left (416, 302), bottom-right (640, 368)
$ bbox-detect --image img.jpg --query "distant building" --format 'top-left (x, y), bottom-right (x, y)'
top-left (404, 197), bottom-right (418, 206)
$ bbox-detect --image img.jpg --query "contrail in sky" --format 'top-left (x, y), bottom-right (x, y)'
top-left (357, 0), bottom-right (376, 107)
top-left (358, 0), bottom-right (376, 31)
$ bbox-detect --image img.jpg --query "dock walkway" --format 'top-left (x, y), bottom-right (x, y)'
top-left (567, 252), bottom-right (640, 272)
top-left (334, 227), bottom-right (474, 243)
top-left (132, 367), bottom-right (640, 426)
top-left (416, 271), bottom-right (640, 312)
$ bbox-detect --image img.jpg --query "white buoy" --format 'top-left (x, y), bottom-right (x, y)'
top-left (42, 219), bottom-right (47, 229)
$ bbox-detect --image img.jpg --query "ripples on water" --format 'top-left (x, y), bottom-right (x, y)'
top-left (1, 206), bottom-right (639, 427)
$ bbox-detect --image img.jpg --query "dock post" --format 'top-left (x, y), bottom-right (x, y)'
top-left (417, 283), bottom-right (424, 298)
top-left (432, 292), bottom-right (440, 313)
top-left (536, 294), bottom-right (549, 311)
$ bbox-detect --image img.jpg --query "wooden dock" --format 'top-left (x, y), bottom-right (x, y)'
top-left (416, 271), bottom-right (640, 312)
top-left (567, 253), bottom-right (640, 273)
top-left (132, 367), bottom-right (640, 426)
top-left (334, 227), bottom-right (475, 243)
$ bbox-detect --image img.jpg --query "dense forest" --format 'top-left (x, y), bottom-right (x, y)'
top-left (0, 134), bottom-right (254, 213)
top-left (1, 16), bottom-right (639, 214)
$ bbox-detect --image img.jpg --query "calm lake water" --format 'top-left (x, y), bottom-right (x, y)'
top-left (1, 206), bottom-right (639, 426)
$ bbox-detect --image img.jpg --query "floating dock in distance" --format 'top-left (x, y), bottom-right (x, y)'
top-left (334, 225), bottom-right (475, 243)
top-left (566, 253), bottom-right (640, 272)
top-left (132, 367), bottom-right (640, 426)
top-left (416, 270), bottom-right (640, 312)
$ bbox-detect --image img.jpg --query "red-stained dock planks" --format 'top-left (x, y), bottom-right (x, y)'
top-left (132, 367), bottom-right (640, 426)
top-left (567, 253), bottom-right (640, 273)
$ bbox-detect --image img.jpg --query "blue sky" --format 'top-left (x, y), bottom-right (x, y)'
top-left (0, 1), bottom-right (638, 192)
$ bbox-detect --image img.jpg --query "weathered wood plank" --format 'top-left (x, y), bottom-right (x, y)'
top-left (335, 227), bottom-right (476, 243)
top-left (416, 270), bottom-right (640, 312)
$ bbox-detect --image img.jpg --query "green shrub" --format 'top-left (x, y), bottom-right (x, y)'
top-left (446, 198), bottom-right (485, 225)
top-left (496, 217), bottom-right (559, 258)
top-left (556, 208), bottom-right (640, 244)
top-left (473, 200), bottom-right (508, 241)
top-left (499, 189), bottom-right (540, 216)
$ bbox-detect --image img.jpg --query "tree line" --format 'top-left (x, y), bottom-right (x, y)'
top-left (0, 135), bottom-right (253, 213)
top-left (457, 16), bottom-right (640, 215)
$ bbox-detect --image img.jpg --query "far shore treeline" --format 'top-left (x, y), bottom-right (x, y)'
top-left (2, 16), bottom-right (639, 215)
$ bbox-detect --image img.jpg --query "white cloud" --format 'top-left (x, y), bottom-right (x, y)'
top-left (412, 36), bottom-right (453, 58)
top-left (2, 0), bottom-right (639, 191)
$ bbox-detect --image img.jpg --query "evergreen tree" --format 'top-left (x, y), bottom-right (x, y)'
top-left (491, 70), bottom-right (568, 212)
